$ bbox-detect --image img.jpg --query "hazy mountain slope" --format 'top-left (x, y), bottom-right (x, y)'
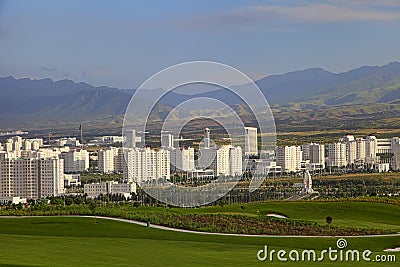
top-left (1, 62), bottom-right (400, 130)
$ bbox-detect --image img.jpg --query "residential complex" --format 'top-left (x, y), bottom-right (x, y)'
top-left (2, 130), bottom-right (400, 203)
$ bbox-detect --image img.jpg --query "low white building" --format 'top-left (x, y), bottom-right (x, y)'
top-left (374, 163), bottom-right (390, 173)
top-left (64, 174), bottom-right (81, 187)
top-left (187, 169), bottom-right (214, 181)
top-left (84, 181), bottom-right (136, 199)
top-left (245, 159), bottom-right (281, 175)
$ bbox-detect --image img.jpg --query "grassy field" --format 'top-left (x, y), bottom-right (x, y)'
top-left (1, 201), bottom-right (400, 266)
top-left (128, 201), bottom-right (400, 231)
top-left (0, 216), bottom-right (399, 267)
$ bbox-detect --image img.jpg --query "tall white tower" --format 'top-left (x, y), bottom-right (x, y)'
top-left (204, 128), bottom-right (210, 148)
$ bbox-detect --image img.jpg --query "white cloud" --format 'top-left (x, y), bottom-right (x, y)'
top-left (332, 0), bottom-right (400, 7)
top-left (254, 4), bottom-right (400, 22)
top-left (180, 2), bottom-right (400, 31)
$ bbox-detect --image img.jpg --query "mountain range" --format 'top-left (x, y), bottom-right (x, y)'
top-left (1, 62), bottom-right (400, 131)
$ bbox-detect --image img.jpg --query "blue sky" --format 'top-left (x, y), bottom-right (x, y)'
top-left (1, 0), bottom-right (400, 88)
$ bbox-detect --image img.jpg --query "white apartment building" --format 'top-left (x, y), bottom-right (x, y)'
top-left (98, 149), bottom-right (115, 173)
top-left (302, 143), bottom-right (325, 170)
top-left (229, 145), bottom-right (243, 176)
top-left (98, 147), bottom-right (124, 173)
top-left (197, 128), bottom-right (243, 177)
top-left (161, 132), bottom-right (175, 149)
top-left (84, 181), bottom-right (136, 198)
top-left (171, 146), bottom-right (195, 172)
top-left (301, 144), bottom-right (310, 161)
top-left (124, 147), bottom-right (170, 183)
top-left (61, 149), bottom-right (89, 173)
top-left (0, 152), bottom-right (64, 201)
top-left (365, 135), bottom-right (377, 163)
top-left (340, 135), bottom-right (357, 165)
top-left (198, 145), bottom-right (242, 177)
top-left (276, 146), bottom-right (302, 173)
top-left (328, 143), bottom-right (347, 167)
top-left (244, 127), bottom-right (258, 156)
top-left (355, 138), bottom-right (366, 163)
top-left (391, 137), bottom-right (400, 170)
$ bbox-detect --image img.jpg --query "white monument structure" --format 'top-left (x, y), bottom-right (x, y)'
top-left (302, 170), bottom-right (314, 194)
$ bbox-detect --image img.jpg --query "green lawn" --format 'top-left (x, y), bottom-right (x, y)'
top-left (0, 216), bottom-right (399, 267)
top-left (133, 201), bottom-right (400, 231)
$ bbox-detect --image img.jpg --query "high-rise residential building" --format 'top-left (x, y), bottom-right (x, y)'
top-left (340, 135), bottom-right (357, 165)
top-left (328, 143), bottom-right (347, 167)
top-left (198, 145), bottom-right (242, 177)
top-left (276, 146), bottom-right (302, 173)
top-left (61, 149), bottom-right (89, 173)
top-left (197, 128), bottom-right (242, 177)
top-left (113, 147), bottom-right (124, 173)
top-left (0, 152), bottom-right (64, 202)
top-left (197, 146), bottom-right (218, 174)
top-left (244, 127), bottom-right (258, 156)
top-left (98, 148), bottom-right (116, 173)
top-left (301, 144), bottom-right (310, 161)
top-left (228, 145), bottom-right (243, 176)
top-left (171, 146), bottom-right (195, 172)
top-left (355, 138), bottom-right (366, 163)
top-left (12, 136), bottom-right (22, 152)
top-left (124, 147), bottom-right (170, 183)
top-left (308, 143), bottom-right (325, 169)
top-left (4, 141), bottom-right (13, 152)
top-left (22, 140), bottom-right (31, 151)
top-left (365, 135), bottom-right (377, 163)
top-left (391, 137), bottom-right (400, 170)
top-left (161, 132), bottom-right (174, 149)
